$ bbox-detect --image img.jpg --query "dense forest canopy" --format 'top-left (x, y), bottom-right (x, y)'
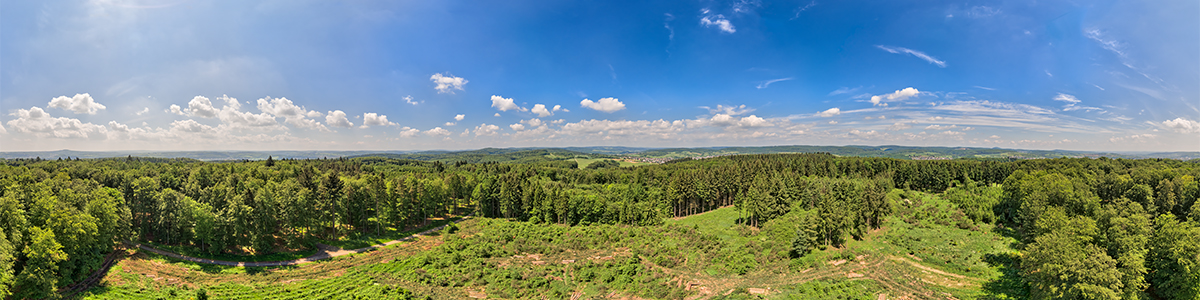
top-left (0, 154), bottom-right (1197, 299)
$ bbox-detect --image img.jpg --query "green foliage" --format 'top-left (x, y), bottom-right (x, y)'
top-left (943, 177), bottom-right (1001, 224)
top-left (1147, 215), bottom-right (1200, 300)
top-left (1022, 223), bottom-right (1124, 299)
top-left (14, 227), bottom-right (67, 300)
top-left (0, 230), bottom-right (14, 299)
top-left (584, 159), bottom-right (620, 169)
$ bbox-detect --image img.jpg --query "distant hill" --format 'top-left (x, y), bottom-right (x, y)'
top-left (633, 145), bottom-right (1200, 160)
top-left (347, 148), bottom-right (594, 164)
top-left (2, 145), bottom-right (1196, 161)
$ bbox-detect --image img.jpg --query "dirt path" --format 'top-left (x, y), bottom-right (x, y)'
top-left (134, 217), bottom-right (469, 267)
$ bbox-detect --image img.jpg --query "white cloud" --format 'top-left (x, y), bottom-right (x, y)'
top-left (136, 107), bottom-right (150, 115)
top-left (474, 123), bottom-right (501, 136)
top-left (966, 6), bottom-right (1001, 18)
top-left (6, 106), bottom-right (107, 138)
top-left (521, 118), bottom-right (545, 127)
top-left (257, 97), bottom-right (328, 131)
top-left (170, 119), bottom-right (214, 133)
top-left (580, 97), bottom-right (626, 113)
top-left (491, 95), bottom-right (527, 112)
top-left (1162, 118), bottom-right (1200, 133)
top-left (756, 77), bottom-right (793, 89)
top-left (455, 114), bottom-right (465, 121)
top-left (509, 123), bottom-right (526, 131)
top-left (888, 121), bottom-right (915, 131)
top-left (870, 87), bottom-right (920, 106)
top-left (875, 46), bottom-right (947, 67)
top-left (704, 104), bottom-right (755, 116)
top-left (325, 110), bottom-right (353, 128)
top-left (737, 115), bottom-right (772, 127)
top-left (0, 123), bottom-right (6, 135)
top-left (360, 113), bottom-right (397, 128)
top-left (1109, 134), bottom-right (1157, 143)
top-left (396, 127), bottom-right (421, 137)
top-left (185, 96), bottom-right (220, 118)
top-left (404, 95), bottom-right (419, 105)
top-left (925, 124), bottom-right (958, 130)
top-left (212, 96), bottom-right (278, 130)
top-left (430, 73), bottom-right (468, 94)
top-left (494, 113), bottom-right (501, 117)
top-left (1084, 29), bottom-right (1125, 58)
top-left (1052, 93), bottom-right (1102, 112)
top-left (425, 127), bottom-right (451, 136)
top-left (531, 104), bottom-right (553, 117)
top-left (817, 107), bottom-right (841, 117)
top-left (700, 11), bottom-right (736, 33)
top-left (48, 93), bottom-right (106, 115)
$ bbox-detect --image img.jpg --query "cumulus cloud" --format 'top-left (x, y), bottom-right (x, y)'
top-left (404, 95), bottom-right (419, 105)
top-left (1162, 118), bottom-right (1200, 133)
top-left (455, 114), bottom-right (465, 121)
top-left (257, 97), bottom-right (328, 131)
top-left (136, 107), bottom-right (150, 115)
top-left (870, 87), bottom-right (920, 106)
top-left (700, 10), bottom-right (736, 33)
top-left (705, 104), bottom-right (754, 116)
top-left (211, 96), bottom-right (278, 130)
top-left (430, 73), bottom-right (468, 94)
top-left (509, 123), bottom-right (526, 131)
top-left (531, 104), bottom-right (553, 117)
top-left (425, 127), bottom-right (451, 136)
top-left (708, 113), bottom-right (772, 127)
top-left (360, 113), bottom-right (397, 128)
top-left (491, 95), bottom-right (527, 112)
top-left (185, 96), bottom-right (220, 118)
top-left (580, 97), bottom-right (626, 113)
top-left (396, 127), bottom-right (421, 137)
top-left (325, 110), bottom-right (353, 128)
top-left (875, 46), bottom-right (947, 67)
top-left (48, 93), bottom-right (106, 115)
top-left (474, 123), bottom-right (501, 136)
top-left (817, 107), bottom-right (841, 117)
top-left (925, 124), bottom-right (958, 130)
top-left (6, 106), bottom-right (107, 138)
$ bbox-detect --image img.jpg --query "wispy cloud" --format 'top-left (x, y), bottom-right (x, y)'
top-left (791, 1), bottom-right (816, 20)
top-left (828, 86), bottom-right (861, 96)
top-left (966, 6), bottom-right (1001, 18)
top-left (973, 86), bottom-right (996, 91)
top-left (875, 45), bottom-right (947, 67)
top-left (1053, 93), bottom-right (1103, 112)
top-left (700, 9), bottom-right (736, 33)
top-left (756, 77), bottom-right (793, 89)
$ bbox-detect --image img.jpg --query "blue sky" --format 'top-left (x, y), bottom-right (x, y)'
top-left (1, 0), bottom-right (1197, 151)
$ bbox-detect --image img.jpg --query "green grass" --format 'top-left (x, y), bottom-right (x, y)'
top-left (665, 206), bottom-right (749, 246)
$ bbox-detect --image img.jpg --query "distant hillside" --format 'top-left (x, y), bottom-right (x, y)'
top-left (348, 148), bottom-right (596, 164)
top-left (632, 145), bottom-right (1200, 160)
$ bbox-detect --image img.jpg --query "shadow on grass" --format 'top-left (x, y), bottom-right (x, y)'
top-left (979, 252), bottom-right (1029, 300)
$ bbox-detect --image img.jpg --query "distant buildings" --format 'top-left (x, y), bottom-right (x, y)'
top-left (910, 156), bottom-right (951, 160)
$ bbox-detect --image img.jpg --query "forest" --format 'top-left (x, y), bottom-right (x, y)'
top-left (0, 153), bottom-right (1197, 299)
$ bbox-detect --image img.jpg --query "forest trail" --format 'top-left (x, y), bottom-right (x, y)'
top-left (133, 217), bottom-right (470, 267)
